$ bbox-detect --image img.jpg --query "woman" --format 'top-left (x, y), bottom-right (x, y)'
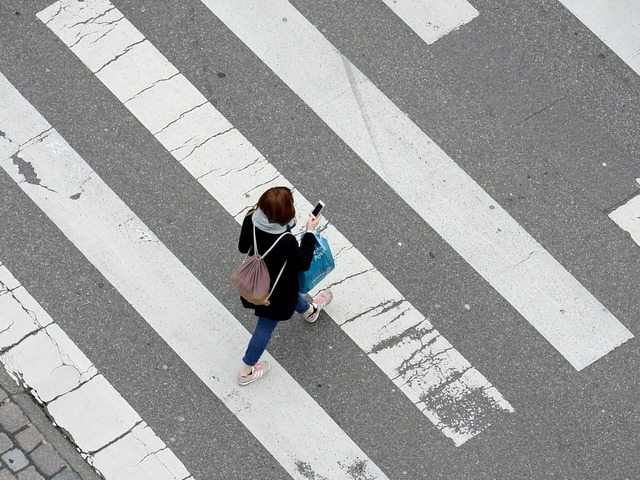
top-left (237, 186), bottom-right (333, 385)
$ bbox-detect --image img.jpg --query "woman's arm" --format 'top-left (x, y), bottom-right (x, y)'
top-left (288, 213), bottom-right (323, 270)
top-left (287, 232), bottom-right (316, 271)
top-left (238, 213), bottom-right (254, 254)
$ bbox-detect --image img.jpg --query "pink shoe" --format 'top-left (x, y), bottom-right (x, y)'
top-left (237, 361), bottom-right (271, 386)
top-left (305, 288), bottom-right (333, 323)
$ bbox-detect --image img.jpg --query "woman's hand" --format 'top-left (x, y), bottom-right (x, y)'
top-left (306, 213), bottom-right (323, 232)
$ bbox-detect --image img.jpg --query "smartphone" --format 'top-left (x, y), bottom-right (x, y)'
top-left (311, 201), bottom-right (325, 218)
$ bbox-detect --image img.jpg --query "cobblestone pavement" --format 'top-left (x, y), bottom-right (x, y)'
top-left (0, 368), bottom-right (99, 480)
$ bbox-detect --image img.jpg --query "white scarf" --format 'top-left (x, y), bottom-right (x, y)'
top-left (251, 208), bottom-right (296, 234)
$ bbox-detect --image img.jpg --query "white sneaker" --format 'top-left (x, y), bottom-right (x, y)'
top-left (237, 361), bottom-right (271, 386)
top-left (305, 288), bottom-right (333, 323)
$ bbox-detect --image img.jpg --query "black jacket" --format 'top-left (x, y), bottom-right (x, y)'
top-left (238, 212), bottom-right (316, 320)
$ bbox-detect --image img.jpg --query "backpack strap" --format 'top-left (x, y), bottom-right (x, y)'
top-left (252, 224), bottom-right (293, 299)
top-left (252, 224), bottom-right (292, 258)
top-left (269, 260), bottom-right (288, 299)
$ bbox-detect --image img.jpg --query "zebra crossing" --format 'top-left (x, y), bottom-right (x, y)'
top-left (198, 0), bottom-right (632, 372)
top-left (0, 72), bottom-right (387, 478)
top-left (37, 0), bottom-right (513, 449)
top-left (1, 0), bottom-right (639, 479)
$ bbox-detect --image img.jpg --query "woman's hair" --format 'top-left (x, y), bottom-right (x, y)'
top-left (257, 187), bottom-right (295, 224)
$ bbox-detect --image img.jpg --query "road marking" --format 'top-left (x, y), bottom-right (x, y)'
top-left (380, 0), bottom-right (478, 44)
top-left (39, 0), bottom-right (514, 446)
top-left (559, 0), bottom-right (640, 76)
top-left (0, 260), bottom-right (193, 479)
top-left (609, 192), bottom-right (640, 247)
top-left (196, 0), bottom-right (633, 371)
top-left (0, 72), bottom-right (389, 480)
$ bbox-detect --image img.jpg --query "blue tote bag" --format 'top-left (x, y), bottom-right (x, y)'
top-left (299, 232), bottom-right (335, 294)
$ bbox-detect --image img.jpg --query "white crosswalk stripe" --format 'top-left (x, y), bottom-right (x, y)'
top-left (380, 0), bottom-right (479, 45)
top-left (0, 259), bottom-right (193, 479)
top-left (38, 0), bottom-right (514, 447)
top-left (558, 0), bottom-right (640, 76)
top-left (609, 188), bottom-right (640, 248)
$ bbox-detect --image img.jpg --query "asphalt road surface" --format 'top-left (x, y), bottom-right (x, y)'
top-left (1, 1), bottom-right (639, 479)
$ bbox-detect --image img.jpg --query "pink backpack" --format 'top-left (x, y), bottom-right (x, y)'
top-left (231, 224), bottom-right (292, 306)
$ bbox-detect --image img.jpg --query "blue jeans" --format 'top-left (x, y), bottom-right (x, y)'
top-left (242, 294), bottom-right (311, 366)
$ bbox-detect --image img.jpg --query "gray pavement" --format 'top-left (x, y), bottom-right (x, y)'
top-left (0, 367), bottom-right (99, 480)
top-left (0, 0), bottom-right (639, 478)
